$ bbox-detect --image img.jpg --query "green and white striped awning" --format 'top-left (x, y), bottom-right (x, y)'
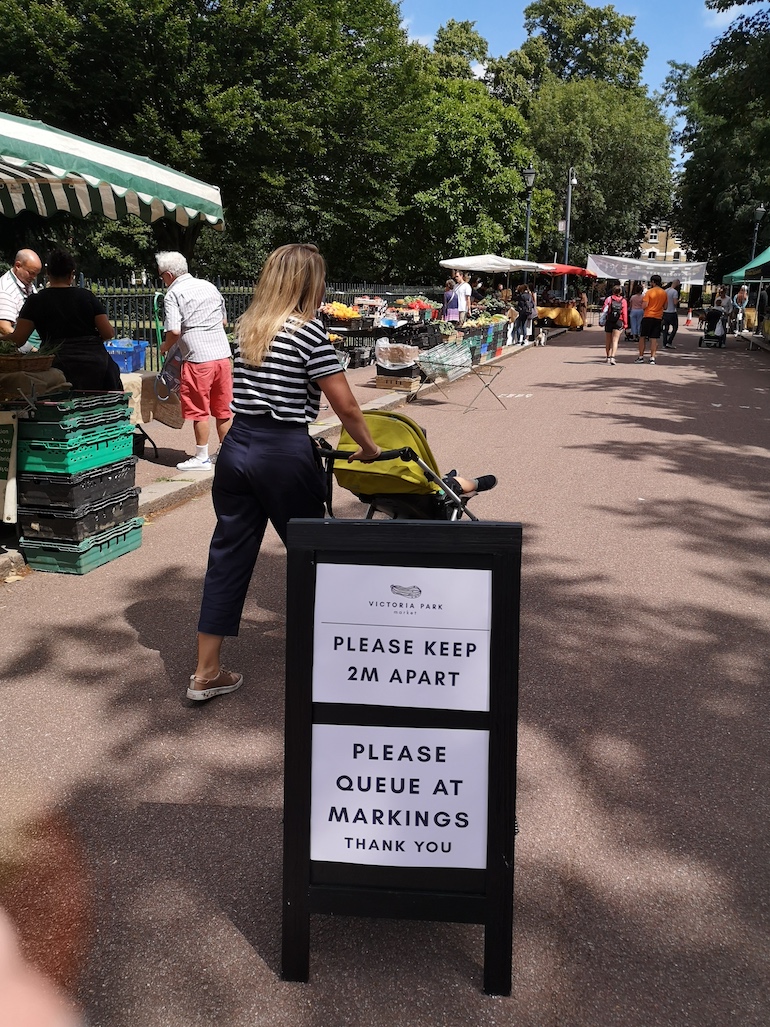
top-left (0, 111), bottom-right (224, 229)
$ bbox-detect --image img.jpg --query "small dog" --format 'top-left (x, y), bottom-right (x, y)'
top-left (534, 328), bottom-right (547, 346)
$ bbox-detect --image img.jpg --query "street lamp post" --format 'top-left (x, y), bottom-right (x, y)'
top-left (659, 221), bottom-right (670, 262)
top-left (563, 167), bottom-right (577, 298)
top-left (523, 163), bottom-right (536, 282)
top-left (751, 203), bottom-right (766, 260)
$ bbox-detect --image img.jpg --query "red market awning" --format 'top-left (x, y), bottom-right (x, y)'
top-left (537, 263), bottom-right (597, 277)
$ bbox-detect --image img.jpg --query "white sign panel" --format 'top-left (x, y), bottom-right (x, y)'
top-left (310, 724), bottom-right (489, 868)
top-left (313, 563), bottom-right (492, 711)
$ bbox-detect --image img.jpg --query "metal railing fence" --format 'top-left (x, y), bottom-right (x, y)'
top-left (82, 278), bottom-right (443, 370)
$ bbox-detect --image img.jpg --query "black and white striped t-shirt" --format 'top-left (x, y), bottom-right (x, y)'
top-left (231, 316), bottom-right (342, 422)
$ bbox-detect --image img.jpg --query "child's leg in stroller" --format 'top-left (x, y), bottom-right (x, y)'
top-left (443, 472), bottom-right (497, 495)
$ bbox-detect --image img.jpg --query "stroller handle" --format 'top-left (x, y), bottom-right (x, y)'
top-left (319, 447), bottom-right (418, 463)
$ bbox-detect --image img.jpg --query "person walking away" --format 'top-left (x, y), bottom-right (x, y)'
top-left (7, 248), bottom-right (122, 390)
top-left (733, 284), bottom-right (748, 332)
top-left (453, 271), bottom-right (472, 325)
top-left (0, 249), bottom-right (42, 353)
top-left (755, 285), bottom-right (768, 335)
top-left (157, 251), bottom-right (233, 470)
top-left (442, 278), bottom-right (460, 323)
top-left (628, 283), bottom-right (644, 341)
top-left (601, 285), bottom-right (627, 364)
top-left (636, 274), bottom-right (667, 364)
top-left (512, 284), bottom-right (531, 343)
top-left (662, 278), bottom-right (681, 349)
top-left (187, 243), bottom-right (383, 700)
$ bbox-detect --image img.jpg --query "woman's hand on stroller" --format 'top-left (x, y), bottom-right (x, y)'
top-left (347, 444), bottom-right (382, 463)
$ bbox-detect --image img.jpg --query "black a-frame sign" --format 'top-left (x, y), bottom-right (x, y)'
top-left (281, 519), bottom-right (521, 995)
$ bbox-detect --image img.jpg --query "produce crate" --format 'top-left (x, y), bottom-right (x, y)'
top-left (17, 487), bottom-right (140, 541)
top-left (375, 375), bottom-right (420, 393)
top-left (105, 339), bottom-right (149, 373)
top-left (20, 517), bottom-right (144, 575)
top-left (26, 390), bottom-right (129, 421)
top-left (375, 362), bottom-right (419, 378)
top-left (323, 315), bottom-right (362, 330)
top-left (19, 405), bottom-right (130, 440)
top-left (417, 340), bottom-right (473, 383)
top-left (17, 421), bottom-right (135, 474)
top-left (17, 458), bottom-right (137, 509)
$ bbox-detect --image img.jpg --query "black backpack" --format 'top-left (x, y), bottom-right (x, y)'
top-left (606, 296), bottom-right (623, 327)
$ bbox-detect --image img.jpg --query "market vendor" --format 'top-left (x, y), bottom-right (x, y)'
top-left (6, 248), bottom-right (122, 391)
top-left (0, 248), bottom-right (42, 352)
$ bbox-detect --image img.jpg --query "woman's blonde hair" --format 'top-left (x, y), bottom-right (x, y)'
top-left (236, 244), bottom-right (326, 367)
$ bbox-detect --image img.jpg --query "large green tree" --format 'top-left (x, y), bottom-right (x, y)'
top-left (0, 0), bottom-right (431, 277)
top-left (522, 0), bottom-right (648, 89)
top-left (669, 0), bottom-right (770, 278)
top-left (528, 78), bottom-right (671, 265)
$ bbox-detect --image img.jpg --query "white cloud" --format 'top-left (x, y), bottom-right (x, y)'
top-left (400, 17), bottom-right (435, 47)
top-left (702, 5), bottom-right (737, 30)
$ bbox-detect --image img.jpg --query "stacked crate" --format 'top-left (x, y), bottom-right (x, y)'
top-left (16, 391), bottom-right (142, 574)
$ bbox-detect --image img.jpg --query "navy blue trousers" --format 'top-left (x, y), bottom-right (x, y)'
top-left (197, 414), bottom-right (326, 636)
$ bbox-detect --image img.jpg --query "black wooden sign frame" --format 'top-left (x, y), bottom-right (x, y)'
top-left (281, 519), bottom-right (521, 995)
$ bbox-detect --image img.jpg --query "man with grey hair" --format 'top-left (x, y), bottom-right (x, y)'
top-left (0, 249), bottom-right (42, 351)
top-left (157, 251), bottom-right (233, 470)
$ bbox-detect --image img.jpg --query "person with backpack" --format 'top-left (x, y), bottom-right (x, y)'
top-left (512, 283), bottom-right (536, 343)
top-left (600, 284), bottom-right (628, 365)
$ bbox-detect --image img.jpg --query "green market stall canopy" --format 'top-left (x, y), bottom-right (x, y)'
top-left (723, 245), bottom-right (770, 285)
top-left (0, 111), bottom-right (223, 229)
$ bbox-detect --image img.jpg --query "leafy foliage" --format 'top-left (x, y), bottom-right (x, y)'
top-left (523, 0), bottom-right (648, 89)
top-left (0, 0), bottom-right (673, 282)
top-left (528, 78), bottom-right (671, 266)
top-left (669, 4), bottom-right (770, 277)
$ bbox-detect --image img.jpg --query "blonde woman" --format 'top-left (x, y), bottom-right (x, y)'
top-left (188, 244), bottom-right (381, 702)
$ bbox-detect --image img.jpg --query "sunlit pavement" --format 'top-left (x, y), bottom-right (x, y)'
top-left (1, 322), bottom-right (769, 1026)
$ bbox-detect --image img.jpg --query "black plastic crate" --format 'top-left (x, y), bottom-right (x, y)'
top-left (375, 362), bottom-right (420, 378)
top-left (17, 487), bottom-right (140, 541)
top-left (17, 457), bottom-right (137, 509)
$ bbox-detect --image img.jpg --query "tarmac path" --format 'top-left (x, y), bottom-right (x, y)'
top-left (1, 326), bottom-right (769, 1026)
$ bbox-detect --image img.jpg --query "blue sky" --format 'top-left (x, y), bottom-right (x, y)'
top-left (399, 0), bottom-right (740, 93)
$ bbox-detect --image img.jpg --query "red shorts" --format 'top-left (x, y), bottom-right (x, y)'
top-left (180, 358), bottom-right (233, 420)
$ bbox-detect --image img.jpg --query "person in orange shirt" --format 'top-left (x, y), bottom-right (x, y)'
top-left (636, 274), bottom-right (668, 364)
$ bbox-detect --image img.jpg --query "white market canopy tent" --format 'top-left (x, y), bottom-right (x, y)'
top-left (439, 254), bottom-right (541, 274)
top-left (587, 254), bottom-right (707, 286)
top-left (0, 111), bottom-right (224, 229)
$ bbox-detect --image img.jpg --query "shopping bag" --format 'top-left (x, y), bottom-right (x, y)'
top-left (154, 343), bottom-right (183, 401)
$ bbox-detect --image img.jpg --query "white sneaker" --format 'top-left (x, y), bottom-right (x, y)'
top-left (176, 455), bottom-right (212, 471)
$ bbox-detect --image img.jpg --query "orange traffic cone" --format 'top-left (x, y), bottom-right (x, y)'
top-left (685, 308), bottom-right (692, 325)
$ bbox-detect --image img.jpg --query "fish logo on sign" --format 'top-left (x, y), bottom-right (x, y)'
top-left (390, 584), bottom-right (421, 599)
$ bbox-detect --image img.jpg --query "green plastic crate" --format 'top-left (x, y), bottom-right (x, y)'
top-left (19, 407), bottom-right (130, 440)
top-left (27, 391), bottom-right (129, 421)
top-left (20, 517), bottom-right (143, 574)
top-left (17, 421), bottom-right (134, 474)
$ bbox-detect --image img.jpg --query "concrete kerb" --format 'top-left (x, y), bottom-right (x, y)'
top-left (0, 340), bottom-right (539, 578)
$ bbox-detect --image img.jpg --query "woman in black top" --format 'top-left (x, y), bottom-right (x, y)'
top-left (9, 248), bottom-right (121, 390)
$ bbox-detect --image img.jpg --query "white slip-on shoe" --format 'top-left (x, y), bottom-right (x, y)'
top-left (177, 455), bottom-right (212, 471)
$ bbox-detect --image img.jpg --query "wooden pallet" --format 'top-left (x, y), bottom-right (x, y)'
top-left (375, 375), bottom-right (420, 392)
